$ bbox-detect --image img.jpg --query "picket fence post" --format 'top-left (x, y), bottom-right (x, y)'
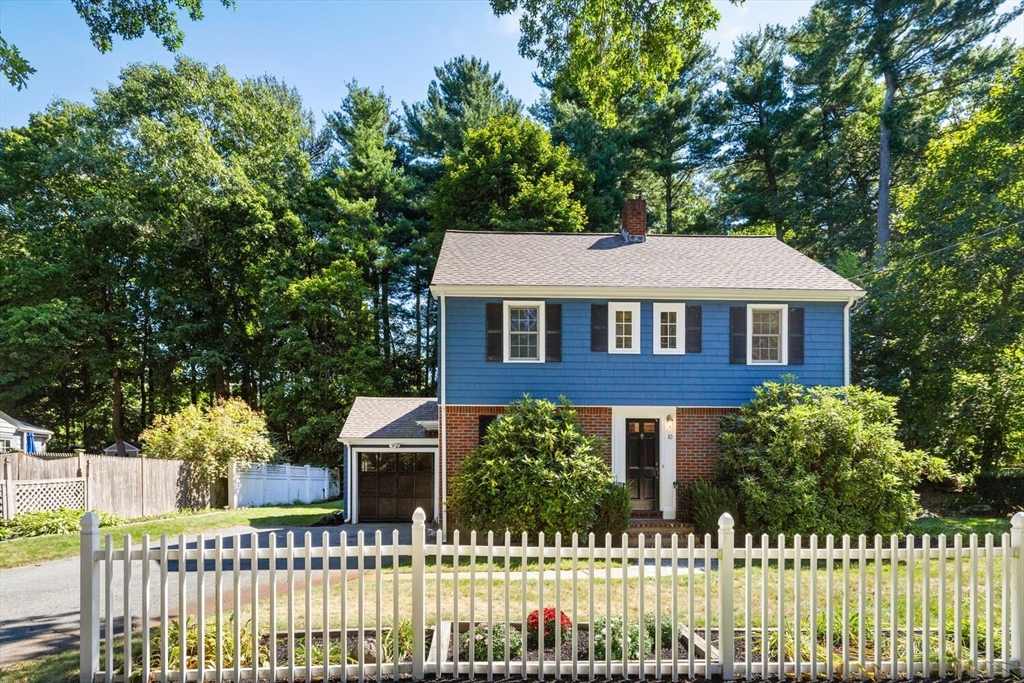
top-left (1011, 512), bottom-right (1024, 675)
top-left (411, 507), bottom-right (426, 679)
top-left (719, 513), bottom-right (735, 680)
top-left (228, 460), bottom-right (238, 509)
top-left (80, 512), bottom-right (100, 683)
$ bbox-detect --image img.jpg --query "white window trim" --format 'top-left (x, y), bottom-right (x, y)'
top-left (652, 302), bottom-right (686, 355)
top-left (503, 300), bottom-right (546, 363)
top-left (608, 301), bottom-right (641, 354)
top-left (747, 303), bottom-right (788, 365)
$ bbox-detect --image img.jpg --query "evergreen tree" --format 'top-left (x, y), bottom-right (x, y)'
top-left (817, 0), bottom-right (1022, 258)
top-left (403, 56), bottom-right (521, 165)
top-left (718, 27), bottom-right (799, 241)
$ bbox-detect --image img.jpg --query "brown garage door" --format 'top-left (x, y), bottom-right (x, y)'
top-left (358, 452), bottom-right (434, 522)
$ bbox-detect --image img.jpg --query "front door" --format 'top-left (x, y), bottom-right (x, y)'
top-left (626, 419), bottom-right (659, 511)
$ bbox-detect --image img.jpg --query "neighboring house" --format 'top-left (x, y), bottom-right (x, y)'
top-left (103, 442), bottom-right (141, 457)
top-left (339, 199), bottom-right (865, 528)
top-left (0, 410), bottom-right (53, 453)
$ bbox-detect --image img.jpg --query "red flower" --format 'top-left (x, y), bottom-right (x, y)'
top-left (526, 607), bottom-right (572, 646)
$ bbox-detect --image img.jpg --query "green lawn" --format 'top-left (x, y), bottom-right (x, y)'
top-left (0, 500), bottom-right (344, 570)
top-left (0, 647), bottom-right (79, 683)
top-left (906, 514), bottom-right (1012, 539)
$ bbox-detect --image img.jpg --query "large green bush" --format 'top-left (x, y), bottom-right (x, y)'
top-left (141, 398), bottom-right (277, 487)
top-left (448, 396), bottom-right (611, 536)
top-left (717, 380), bottom-right (943, 537)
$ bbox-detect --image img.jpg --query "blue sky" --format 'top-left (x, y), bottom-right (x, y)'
top-left (0, 0), bottom-right (1021, 129)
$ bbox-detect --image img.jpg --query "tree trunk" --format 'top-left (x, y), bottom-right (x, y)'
top-left (876, 71), bottom-right (897, 263)
top-left (381, 268), bottom-right (392, 362)
top-left (664, 173), bottom-right (674, 234)
top-left (110, 362), bottom-right (127, 457)
top-left (415, 267), bottom-right (423, 391)
top-left (764, 160), bottom-right (784, 241)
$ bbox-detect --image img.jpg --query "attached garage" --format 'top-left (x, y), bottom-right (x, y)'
top-left (339, 397), bottom-right (439, 523)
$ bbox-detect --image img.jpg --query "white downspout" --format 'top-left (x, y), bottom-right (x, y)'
top-left (843, 296), bottom-right (855, 387)
top-left (439, 293), bottom-right (448, 538)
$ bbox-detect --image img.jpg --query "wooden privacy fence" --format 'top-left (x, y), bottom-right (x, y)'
top-left (80, 512), bottom-right (1024, 683)
top-left (3, 451), bottom-right (224, 518)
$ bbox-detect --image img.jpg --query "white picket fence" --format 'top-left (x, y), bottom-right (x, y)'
top-left (80, 511), bottom-right (1024, 682)
top-left (228, 462), bottom-right (339, 509)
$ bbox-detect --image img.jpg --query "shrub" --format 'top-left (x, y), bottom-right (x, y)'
top-left (527, 607), bottom-right (572, 647)
top-left (448, 396), bottom-right (610, 536)
top-left (974, 467), bottom-right (1024, 512)
top-left (591, 614), bottom-right (658, 660)
top-left (141, 398), bottom-right (276, 489)
top-left (688, 480), bottom-right (736, 535)
top-left (137, 615), bottom-right (268, 671)
top-left (459, 622), bottom-right (523, 660)
top-left (718, 380), bottom-right (937, 537)
top-left (0, 508), bottom-right (125, 540)
top-left (591, 481), bottom-right (632, 540)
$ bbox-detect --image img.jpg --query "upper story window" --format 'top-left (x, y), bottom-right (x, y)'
top-left (653, 303), bottom-right (686, 355)
top-left (747, 304), bottom-right (788, 365)
top-left (608, 302), bottom-right (641, 354)
top-left (487, 301), bottom-right (561, 363)
top-left (504, 301), bottom-right (545, 362)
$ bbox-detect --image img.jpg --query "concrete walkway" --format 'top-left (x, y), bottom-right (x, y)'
top-left (0, 523), bottom-right (408, 667)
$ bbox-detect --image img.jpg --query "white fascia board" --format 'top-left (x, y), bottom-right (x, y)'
top-left (339, 438), bottom-right (439, 447)
top-left (430, 285), bottom-right (866, 302)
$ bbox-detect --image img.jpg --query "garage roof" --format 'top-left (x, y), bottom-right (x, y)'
top-left (339, 397), bottom-right (439, 442)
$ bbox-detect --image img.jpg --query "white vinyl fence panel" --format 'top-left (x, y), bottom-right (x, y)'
top-left (80, 512), bottom-right (1024, 683)
top-left (229, 462), bottom-right (339, 508)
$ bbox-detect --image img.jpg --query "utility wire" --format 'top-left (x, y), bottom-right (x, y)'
top-left (849, 216), bottom-right (1024, 284)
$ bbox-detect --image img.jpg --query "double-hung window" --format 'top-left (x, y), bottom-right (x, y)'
top-left (747, 304), bottom-right (788, 365)
top-left (653, 303), bottom-right (686, 354)
top-left (608, 302), bottom-right (641, 354)
top-left (504, 301), bottom-right (545, 362)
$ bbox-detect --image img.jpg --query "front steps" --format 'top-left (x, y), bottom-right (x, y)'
top-left (625, 516), bottom-right (696, 547)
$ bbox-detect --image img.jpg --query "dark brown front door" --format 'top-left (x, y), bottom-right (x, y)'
top-left (626, 419), bottom-right (659, 511)
top-left (358, 451), bottom-right (434, 522)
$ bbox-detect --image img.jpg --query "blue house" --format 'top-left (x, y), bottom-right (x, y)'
top-left (339, 199), bottom-right (865, 528)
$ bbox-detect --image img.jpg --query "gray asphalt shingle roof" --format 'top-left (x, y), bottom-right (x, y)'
top-left (431, 232), bottom-right (863, 293)
top-left (0, 410), bottom-right (53, 435)
top-left (339, 397), bottom-right (438, 441)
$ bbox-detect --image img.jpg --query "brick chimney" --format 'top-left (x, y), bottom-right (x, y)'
top-left (621, 197), bottom-right (647, 242)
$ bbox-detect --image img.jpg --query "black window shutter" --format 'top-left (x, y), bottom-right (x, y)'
top-left (685, 305), bottom-right (702, 353)
top-left (478, 415), bottom-right (496, 444)
top-left (486, 303), bottom-right (503, 362)
top-left (545, 304), bottom-right (562, 362)
top-left (730, 306), bottom-right (747, 364)
top-left (789, 307), bottom-right (805, 365)
top-left (591, 304), bottom-right (608, 352)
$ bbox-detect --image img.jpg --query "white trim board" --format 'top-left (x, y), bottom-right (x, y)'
top-left (431, 285), bottom-right (866, 302)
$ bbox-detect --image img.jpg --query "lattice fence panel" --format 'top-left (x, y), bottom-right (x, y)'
top-left (14, 479), bottom-right (86, 514)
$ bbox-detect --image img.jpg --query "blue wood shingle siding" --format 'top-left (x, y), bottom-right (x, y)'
top-left (443, 298), bottom-right (845, 406)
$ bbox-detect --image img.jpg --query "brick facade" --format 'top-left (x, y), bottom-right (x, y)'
top-left (442, 405), bottom-right (613, 489)
top-left (442, 404), bottom-right (734, 524)
top-left (674, 407), bottom-right (736, 486)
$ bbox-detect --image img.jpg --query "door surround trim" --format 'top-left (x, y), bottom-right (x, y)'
top-left (611, 406), bottom-right (676, 520)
